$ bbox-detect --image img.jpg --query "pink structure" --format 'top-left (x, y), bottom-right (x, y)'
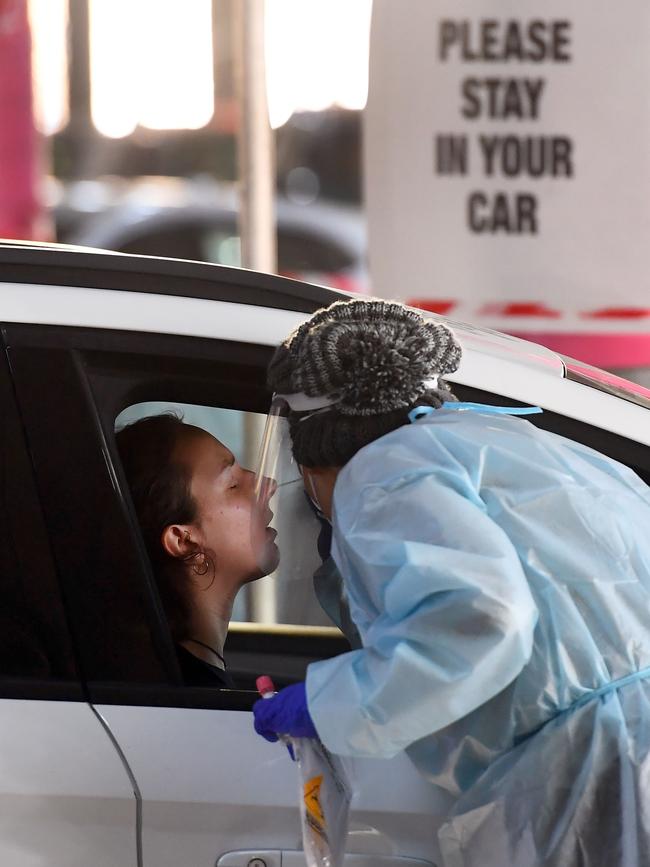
top-left (0, 0), bottom-right (47, 241)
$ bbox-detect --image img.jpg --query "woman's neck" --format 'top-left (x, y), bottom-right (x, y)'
top-left (181, 599), bottom-right (232, 669)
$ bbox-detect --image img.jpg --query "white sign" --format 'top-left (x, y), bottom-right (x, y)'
top-left (363, 1), bottom-right (650, 310)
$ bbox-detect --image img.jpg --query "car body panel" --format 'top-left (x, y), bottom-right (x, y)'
top-left (97, 705), bottom-right (445, 866)
top-left (0, 700), bottom-right (136, 867)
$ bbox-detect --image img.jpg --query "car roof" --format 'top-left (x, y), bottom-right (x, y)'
top-left (0, 239), bottom-right (338, 312)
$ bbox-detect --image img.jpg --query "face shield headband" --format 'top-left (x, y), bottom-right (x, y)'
top-left (274, 376), bottom-right (441, 420)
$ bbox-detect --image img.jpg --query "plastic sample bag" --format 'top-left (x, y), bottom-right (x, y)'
top-left (292, 734), bottom-right (352, 867)
top-left (257, 676), bottom-right (353, 867)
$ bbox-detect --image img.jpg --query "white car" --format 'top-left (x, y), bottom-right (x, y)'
top-left (0, 240), bottom-right (647, 867)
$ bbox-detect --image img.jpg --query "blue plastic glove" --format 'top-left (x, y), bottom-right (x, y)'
top-left (253, 681), bottom-right (318, 742)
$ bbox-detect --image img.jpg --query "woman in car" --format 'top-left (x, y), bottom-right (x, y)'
top-left (253, 298), bottom-right (650, 867)
top-left (116, 414), bottom-right (278, 687)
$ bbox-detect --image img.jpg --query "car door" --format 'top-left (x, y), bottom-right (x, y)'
top-left (0, 331), bottom-right (137, 867)
top-left (5, 303), bottom-right (449, 867)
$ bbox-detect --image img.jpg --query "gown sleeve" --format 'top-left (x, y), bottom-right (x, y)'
top-left (305, 431), bottom-right (539, 758)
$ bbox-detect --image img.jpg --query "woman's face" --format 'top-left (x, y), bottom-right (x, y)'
top-left (174, 429), bottom-right (279, 583)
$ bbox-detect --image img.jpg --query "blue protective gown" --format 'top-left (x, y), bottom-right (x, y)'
top-left (304, 407), bottom-right (650, 866)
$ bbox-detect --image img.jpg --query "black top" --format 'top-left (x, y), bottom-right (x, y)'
top-left (176, 645), bottom-right (235, 688)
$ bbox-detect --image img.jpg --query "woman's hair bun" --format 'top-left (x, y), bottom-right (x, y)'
top-left (268, 299), bottom-right (462, 416)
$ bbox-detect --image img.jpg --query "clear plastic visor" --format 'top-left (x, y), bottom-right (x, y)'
top-left (252, 397), bottom-right (323, 583)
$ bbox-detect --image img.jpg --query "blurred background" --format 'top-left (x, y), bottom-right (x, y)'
top-left (2, 0), bottom-right (650, 387)
top-left (6, 0), bottom-right (370, 290)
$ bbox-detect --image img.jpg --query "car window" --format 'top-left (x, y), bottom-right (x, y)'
top-left (115, 400), bottom-right (334, 629)
top-left (6, 324), bottom-right (347, 706)
top-left (115, 400), bottom-right (342, 693)
top-left (0, 340), bottom-right (79, 696)
top-left (107, 351), bottom-right (349, 696)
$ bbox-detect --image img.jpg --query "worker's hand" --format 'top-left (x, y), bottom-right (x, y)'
top-left (253, 681), bottom-right (318, 742)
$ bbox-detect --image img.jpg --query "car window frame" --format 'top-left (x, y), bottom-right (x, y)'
top-left (0, 331), bottom-right (83, 701)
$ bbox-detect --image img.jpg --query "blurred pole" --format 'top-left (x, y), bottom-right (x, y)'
top-left (234, 0), bottom-right (277, 273)
top-left (0, 0), bottom-right (50, 240)
top-left (68, 0), bottom-right (91, 127)
top-left (234, 0), bottom-right (278, 623)
top-left (67, 0), bottom-right (93, 176)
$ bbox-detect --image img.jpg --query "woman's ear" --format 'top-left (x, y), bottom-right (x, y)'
top-left (161, 525), bottom-right (195, 560)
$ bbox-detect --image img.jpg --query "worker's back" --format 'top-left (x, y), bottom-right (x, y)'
top-left (331, 408), bottom-right (650, 866)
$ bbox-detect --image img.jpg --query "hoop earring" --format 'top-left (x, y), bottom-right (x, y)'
top-left (191, 551), bottom-right (210, 576)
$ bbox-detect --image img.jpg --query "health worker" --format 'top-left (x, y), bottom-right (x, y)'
top-left (252, 298), bottom-right (650, 867)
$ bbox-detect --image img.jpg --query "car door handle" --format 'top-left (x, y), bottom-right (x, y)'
top-left (217, 851), bottom-right (436, 866)
top-left (217, 852), bottom-right (281, 867)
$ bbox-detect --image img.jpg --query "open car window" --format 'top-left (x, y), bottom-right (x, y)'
top-left (115, 401), bottom-right (344, 694)
top-left (115, 400), bottom-right (336, 628)
top-left (5, 324), bottom-right (348, 707)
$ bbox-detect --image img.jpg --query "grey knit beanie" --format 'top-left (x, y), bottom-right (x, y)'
top-left (266, 299), bottom-right (462, 467)
top-left (268, 298), bottom-right (462, 416)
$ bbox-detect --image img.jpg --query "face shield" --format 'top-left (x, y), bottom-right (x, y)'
top-left (252, 393), bottom-right (336, 585)
top-left (251, 376), bottom-right (442, 588)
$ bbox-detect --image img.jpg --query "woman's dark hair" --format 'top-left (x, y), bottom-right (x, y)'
top-left (115, 414), bottom-right (200, 641)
